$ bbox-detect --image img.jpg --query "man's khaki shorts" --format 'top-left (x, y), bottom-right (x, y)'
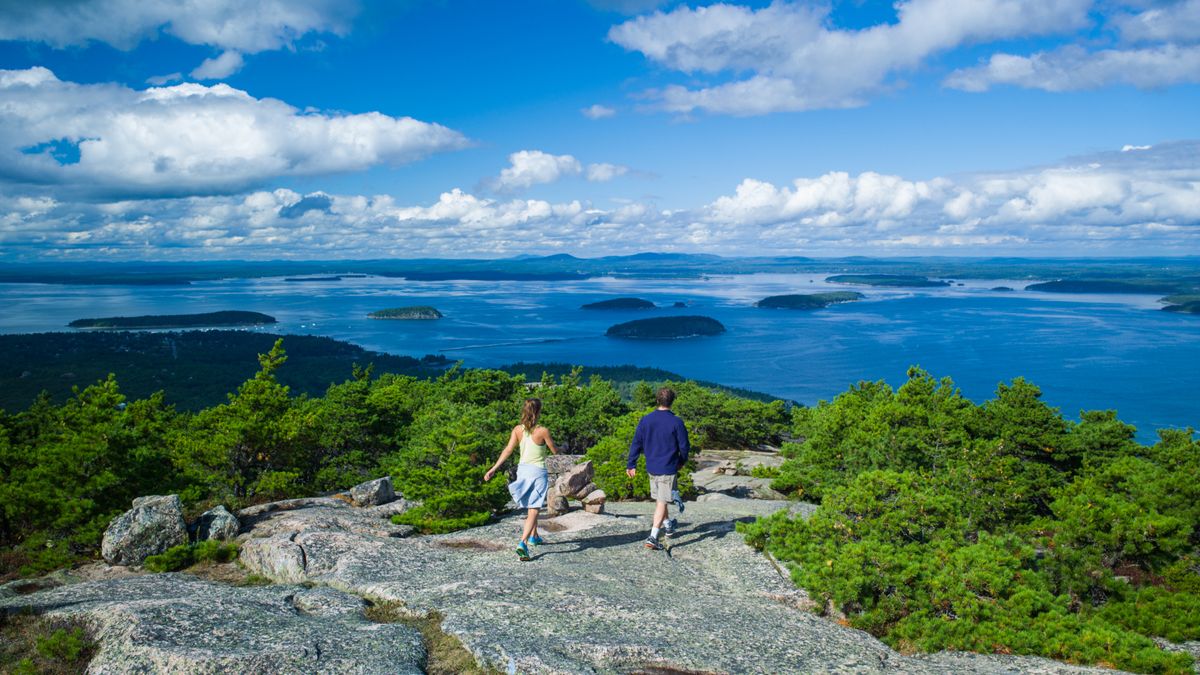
top-left (648, 473), bottom-right (678, 503)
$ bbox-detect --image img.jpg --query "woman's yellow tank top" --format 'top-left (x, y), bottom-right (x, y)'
top-left (518, 426), bottom-right (549, 467)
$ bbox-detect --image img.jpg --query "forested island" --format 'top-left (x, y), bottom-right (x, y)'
top-left (826, 274), bottom-right (949, 287)
top-left (68, 310), bottom-right (276, 329)
top-left (991, 286), bottom-right (1015, 291)
top-left (1026, 279), bottom-right (1187, 294)
top-left (755, 291), bottom-right (863, 309)
top-left (1162, 297), bottom-right (1200, 314)
top-left (605, 315), bottom-right (726, 339)
top-left (581, 297), bottom-right (655, 310)
top-left (368, 306), bottom-right (443, 320)
top-left (284, 276), bottom-right (345, 282)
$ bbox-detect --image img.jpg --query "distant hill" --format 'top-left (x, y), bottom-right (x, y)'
top-left (581, 297), bottom-right (655, 310)
top-left (369, 306), bottom-right (443, 320)
top-left (826, 274), bottom-right (949, 287)
top-left (755, 291), bottom-right (863, 309)
top-left (0, 331), bottom-right (450, 412)
top-left (69, 310), bottom-right (276, 329)
top-left (606, 315), bottom-right (726, 339)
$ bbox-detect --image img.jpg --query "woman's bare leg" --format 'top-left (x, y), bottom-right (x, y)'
top-left (521, 508), bottom-right (539, 543)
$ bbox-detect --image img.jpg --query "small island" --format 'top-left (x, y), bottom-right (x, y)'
top-left (1025, 280), bottom-right (1184, 294)
top-left (672, 301), bottom-right (687, 308)
top-left (1160, 295), bottom-right (1200, 315)
top-left (826, 274), bottom-right (950, 288)
top-left (755, 291), bottom-right (863, 310)
top-left (606, 315), bottom-right (726, 339)
top-left (581, 297), bottom-right (655, 310)
top-left (991, 286), bottom-right (1015, 292)
top-left (284, 275), bottom-right (344, 282)
top-left (69, 310), bottom-right (276, 329)
top-left (369, 306), bottom-right (443, 320)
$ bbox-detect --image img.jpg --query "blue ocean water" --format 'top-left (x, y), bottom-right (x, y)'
top-left (1, 273), bottom-right (1196, 443)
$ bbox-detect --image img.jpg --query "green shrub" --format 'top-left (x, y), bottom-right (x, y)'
top-left (35, 627), bottom-right (89, 663)
top-left (143, 540), bottom-right (239, 572)
top-left (750, 465), bottom-right (780, 479)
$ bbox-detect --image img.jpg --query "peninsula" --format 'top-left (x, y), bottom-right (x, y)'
top-left (68, 310), bottom-right (276, 329)
top-left (755, 291), bottom-right (863, 309)
top-left (581, 297), bottom-right (655, 310)
top-left (1025, 279), bottom-right (1185, 294)
top-left (368, 306), bottom-right (443, 320)
top-left (606, 315), bottom-right (725, 339)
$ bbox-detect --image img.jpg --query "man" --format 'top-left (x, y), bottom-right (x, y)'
top-left (627, 387), bottom-right (690, 550)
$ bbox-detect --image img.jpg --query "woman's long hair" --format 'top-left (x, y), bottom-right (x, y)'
top-left (521, 397), bottom-right (542, 431)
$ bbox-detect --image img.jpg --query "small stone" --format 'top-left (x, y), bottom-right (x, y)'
top-left (581, 489), bottom-right (606, 505)
top-left (546, 489), bottom-right (570, 516)
top-left (193, 505), bottom-right (239, 542)
top-left (350, 476), bottom-right (396, 507)
top-left (583, 502), bottom-right (604, 514)
top-left (574, 482), bottom-right (598, 500)
top-left (101, 495), bottom-right (188, 566)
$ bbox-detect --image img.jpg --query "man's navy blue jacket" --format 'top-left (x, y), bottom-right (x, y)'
top-left (627, 409), bottom-right (690, 475)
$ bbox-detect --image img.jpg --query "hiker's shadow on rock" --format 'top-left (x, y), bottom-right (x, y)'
top-left (666, 516), bottom-right (756, 551)
top-left (534, 530), bottom-right (648, 557)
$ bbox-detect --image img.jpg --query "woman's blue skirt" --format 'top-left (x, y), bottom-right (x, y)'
top-left (508, 463), bottom-right (549, 509)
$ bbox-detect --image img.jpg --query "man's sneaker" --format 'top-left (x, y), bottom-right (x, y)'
top-left (662, 518), bottom-right (677, 538)
top-left (644, 535), bottom-right (664, 551)
top-left (516, 542), bottom-right (531, 561)
top-left (672, 490), bottom-right (686, 514)
top-left (529, 535), bottom-right (545, 546)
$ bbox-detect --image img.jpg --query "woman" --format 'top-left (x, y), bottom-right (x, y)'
top-left (484, 397), bottom-right (559, 560)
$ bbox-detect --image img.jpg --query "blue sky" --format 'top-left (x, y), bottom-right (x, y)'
top-left (0, 0), bottom-right (1198, 260)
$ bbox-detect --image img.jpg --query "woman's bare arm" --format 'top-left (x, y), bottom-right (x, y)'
top-left (541, 428), bottom-right (561, 455)
top-left (484, 426), bottom-right (521, 481)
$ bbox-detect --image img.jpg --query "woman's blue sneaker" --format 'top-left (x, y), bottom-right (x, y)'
top-left (516, 542), bottom-right (531, 561)
top-left (529, 535), bottom-right (545, 545)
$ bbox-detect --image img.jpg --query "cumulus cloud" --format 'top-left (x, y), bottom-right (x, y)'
top-left (489, 150), bottom-right (583, 191)
top-left (0, 67), bottom-right (469, 199)
top-left (0, 0), bottom-right (357, 52)
top-left (0, 0), bottom-right (359, 81)
top-left (586, 163), bottom-right (629, 182)
top-left (609, 0), bottom-right (1091, 115)
top-left (581, 104), bottom-right (617, 119)
top-left (190, 51), bottom-right (246, 80)
top-left (4, 142), bottom-right (1197, 259)
top-left (945, 1), bottom-right (1200, 92)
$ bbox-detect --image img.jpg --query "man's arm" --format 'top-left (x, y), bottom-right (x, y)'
top-left (626, 417), bottom-right (646, 471)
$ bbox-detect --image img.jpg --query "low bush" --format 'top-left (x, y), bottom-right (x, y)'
top-left (142, 540), bottom-right (239, 573)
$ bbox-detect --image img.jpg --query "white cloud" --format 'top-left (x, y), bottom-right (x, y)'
top-left (945, 43), bottom-right (1200, 91)
top-left (586, 163), bottom-right (629, 182)
top-left (190, 51), bottom-right (245, 80)
top-left (3, 142), bottom-right (1197, 259)
top-left (0, 67), bottom-right (469, 199)
top-left (945, 1), bottom-right (1200, 92)
top-left (0, 0), bottom-right (357, 53)
top-left (581, 104), bottom-right (617, 119)
top-left (489, 150), bottom-right (582, 191)
top-left (609, 0), bottom-right (1091, 115)
top-left (146, 72), bottom-right (183, 86)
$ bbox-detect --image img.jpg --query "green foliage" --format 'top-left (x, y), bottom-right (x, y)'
top-left (35, 627), bottom-right (92, 663)
top-left (384, 403), bottom-right (511, 534)
top-left (143, 540), bottom-right (239, 572)
top-left (533, 368), bottom-right (629, 453)
top-left (0, 615), bottom-right (96, 675)
top-left (665, 380), bottom-right (788, 450)
top-left (747, 368), bottom-right (1200, 674)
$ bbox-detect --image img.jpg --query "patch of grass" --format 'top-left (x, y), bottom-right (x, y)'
top-left (364, 599), bottom-right (501, 675)
top-left (0, 614), bottom-right (96, 675)
top-left (143, 541), bottom-right (239, 573)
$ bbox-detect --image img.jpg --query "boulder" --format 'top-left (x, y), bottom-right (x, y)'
top-left (581, 489), bottom-right (606, 514)
top-left (193, 505), bottom-right (239, 542)
top-left (101, 495), bottom-right (188, 566)
top-left (349, 476), bottom-right (396, 507)
top-left (545, 454), bottom-right (585, 479)
top-left (546, 489), bottom-right (570, 516)
top-left (554, 460), bottom-right (594, 498)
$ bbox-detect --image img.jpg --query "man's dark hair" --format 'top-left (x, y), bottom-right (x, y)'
top-left (656, 387), bottom-right (676, 408)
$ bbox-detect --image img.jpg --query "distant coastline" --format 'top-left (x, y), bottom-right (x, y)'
top-left (826, 274), bottom-right (949, 288)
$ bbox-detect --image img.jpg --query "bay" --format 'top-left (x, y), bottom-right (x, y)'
top-left (1, 272), bottom-right (1196, 443)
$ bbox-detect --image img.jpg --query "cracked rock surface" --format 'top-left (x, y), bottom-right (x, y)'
top-left (0, 574), bottom-right (424, 674)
